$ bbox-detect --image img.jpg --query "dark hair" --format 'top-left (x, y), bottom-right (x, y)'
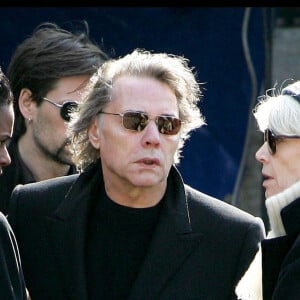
top-left (0, 67), bottom-right (13, 107)
top-left (7, 21), bottom-right (108, 138)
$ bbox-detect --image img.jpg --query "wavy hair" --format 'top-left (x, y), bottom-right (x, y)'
top-left (69, 49), bottom-right (206, 171)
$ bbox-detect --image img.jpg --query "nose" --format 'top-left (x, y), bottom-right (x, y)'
top-left (255, 142), bottom-right (269, 163)
top-left (0, 147), bottom-right (12, 168)
top-left (141, 120), bottom-right (161, 146)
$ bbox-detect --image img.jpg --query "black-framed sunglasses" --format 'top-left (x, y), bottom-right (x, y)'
top-left (264, 128), bottom-right (300, 155)
top-left (43, 97), bottom-right (79, 122)
top-left (99, 110), bottom-right (183, 135)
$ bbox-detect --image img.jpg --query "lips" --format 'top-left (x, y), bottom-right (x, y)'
top-left (137, 157), bottom-right (160, 166)
top-left (144, 160), bottom-right (155, 165)
top-left (262, 172), bottom-right (274, 189)
top-left (262, 173), bottom-right (272, 180)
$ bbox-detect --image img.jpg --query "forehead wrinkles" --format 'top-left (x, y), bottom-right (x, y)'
top-left (110, 76), bottom-right (176, 105)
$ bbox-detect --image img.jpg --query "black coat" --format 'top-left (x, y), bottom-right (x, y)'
top-left (0, 138), bottom-right (77, 215)
top-left (262, 197), bottom-right (300, 300)
top-left (0, 212), bottom-right (27, 299)
top-left (8, 161), bottom-right (265, 300)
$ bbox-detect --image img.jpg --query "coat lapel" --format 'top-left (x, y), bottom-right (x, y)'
top-left (44, 163), bottom-right (102, 300)
top-left (129, 212), bottom-right (203, 299)
top-left (129, 166), bottom-right (203, 299)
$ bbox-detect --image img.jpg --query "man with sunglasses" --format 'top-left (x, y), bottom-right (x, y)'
top-left (0, 21), bottom-right (108, 214)
top-left (236, 81), bottom-right (300, 300)
top-left (8, 49), bottom-right (264, 300)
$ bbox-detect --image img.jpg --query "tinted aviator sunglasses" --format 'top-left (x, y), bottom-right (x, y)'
top-left (43, 97), bottom-right (79, 122)
top-left (99, 110), bottom-right (183, 135)
top-left (264, 128), bottom-right (300, 155)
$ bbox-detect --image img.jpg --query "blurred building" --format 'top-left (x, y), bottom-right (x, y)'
top-left (238, 7), bottom-right (300, 229)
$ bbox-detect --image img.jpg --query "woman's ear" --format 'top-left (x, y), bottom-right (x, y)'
top-left (88, 118), bottom-right (101, 149)
top-left (18, 88), bottom-right (36, 120)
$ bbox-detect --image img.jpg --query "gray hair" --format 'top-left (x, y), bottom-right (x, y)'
top-left (69, 48), bottom-right (206, 171)
top-left (253, 80), bottom-right (300, 136)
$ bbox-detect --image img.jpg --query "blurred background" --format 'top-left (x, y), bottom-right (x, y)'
top-left (1, 7), bottom-right (299, 229)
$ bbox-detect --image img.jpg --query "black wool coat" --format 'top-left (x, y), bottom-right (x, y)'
top-left (262, 197), bottom-right (300, 300)
top-left (8, 161), bottom-right (265, 300)
top-left (0, 138), bottom-right (77, 215)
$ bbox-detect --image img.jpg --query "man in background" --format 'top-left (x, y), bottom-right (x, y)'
top-left (0, 21), bottom-right (108, 214)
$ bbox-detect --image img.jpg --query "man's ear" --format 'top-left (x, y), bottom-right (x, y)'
top-left (18, 88), bottom-right (36, 120)
top-left (88, 118), bottom-right (101, 149)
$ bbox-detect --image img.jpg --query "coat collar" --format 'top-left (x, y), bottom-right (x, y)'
top-left (45, 160), bottom-right (203, 299)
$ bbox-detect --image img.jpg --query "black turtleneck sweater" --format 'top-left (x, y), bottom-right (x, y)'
top-left (86, 192), bottom-right (163, 300)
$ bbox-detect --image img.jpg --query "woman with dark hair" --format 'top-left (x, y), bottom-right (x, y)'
top-left (0, 66), bottom-right (27, 299)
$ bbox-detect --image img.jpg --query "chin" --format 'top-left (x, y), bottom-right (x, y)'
top-left (132, 177), bottom-right (161, 187)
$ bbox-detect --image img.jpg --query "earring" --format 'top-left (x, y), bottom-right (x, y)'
top-left (28, 117), bottom-right (32, 122)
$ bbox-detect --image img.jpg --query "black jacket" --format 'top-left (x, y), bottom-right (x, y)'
top-left (0, 138), bottom-right (77, 214)
top-left (262, 197), bottom-right (300, 300)
top-left (0, 212), bottom-right (27, 299)
top-left (8, 161), bottom-right (265, 300)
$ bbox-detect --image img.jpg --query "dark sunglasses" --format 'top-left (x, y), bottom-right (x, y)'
top-left (264, 128), bottom-right (300, 154)
top-left (99, 110), bottom-right (183, 135)
top-left (43, 97), bottom-right (79, 122)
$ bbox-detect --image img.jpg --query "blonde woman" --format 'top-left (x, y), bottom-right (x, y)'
top-left (236, 80), bottom-right (300, 299)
